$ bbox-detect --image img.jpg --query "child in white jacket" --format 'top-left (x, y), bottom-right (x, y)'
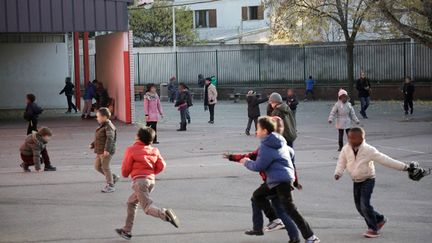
top-left (328, 89), bottom-right (360, 151)
top-left (334, 127), bottom-right (409, 238)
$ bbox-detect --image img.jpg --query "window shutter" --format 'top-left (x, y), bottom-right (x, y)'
top-left (257, 5), bottom-right (264, 20)
top-left (242, 7), bottom-right (248, 21)
top-left (209, 9), bottom-right (217, 27)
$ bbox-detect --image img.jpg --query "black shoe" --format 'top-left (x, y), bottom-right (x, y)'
top-left (44, 165), bottom-right (57, 171)
top-left (20, 163), bottom-right (31, 172)
top-left (188, 119), bottom-right (191, 124)
top-left (115, 228), bottom-right (131, 240)
top-left (113, 174), bottom-right (119, 184)
top-left (177, 123), bottom-right (187, 131)
top-left (337, 147), bottom-right (342, 152)
top-left (165, 208), bottom-right (180, 228)
top-left (208, 121), bottom-right (214, 124)
top-left (153, 141), bottom-right (160, 144)
top-left (245, 130), bottom-right (250, 136)
top-left (244, 229), bottom-right (264, 236)
top-left (289, 239), bottom-right (301, 243)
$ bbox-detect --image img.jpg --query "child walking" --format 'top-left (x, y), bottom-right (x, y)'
top-left (328, 89), bottom-right (360, 151)
top-left (334, 127), bottom-right (410, 238)
top-left (24, 94), bottom-right (43, 135)
top-left (115, 127), bottom-right (180, 240)
top-left (19, 127), bottom-right (56, 172)
top-left (175, 83), bottom-right (192, 131)
top-left (402, 76), bottom-right (415, 115)
top-left (245, 90), bottom-right (268, 136)
top-left (239, 116), bottom-right (320, 243)
top-left (90, 107), bottom-right (119, 193)
top-left (144, 83), bottom-right (163, 144)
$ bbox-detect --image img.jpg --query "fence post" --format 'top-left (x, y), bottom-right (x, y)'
top-left (258, 48), bottom-right (262, 85)
top-left (137, 53), bottom-right (140, 85)
top-left (303, 45), bottom-right (306, 84)
top-left (175, 51), bottom-right (179, 81)
top-left (215, 50), bottom-right (219, 82)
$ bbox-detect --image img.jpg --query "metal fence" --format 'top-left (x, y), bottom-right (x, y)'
top-left (133, 42), bottom-right (432, 87)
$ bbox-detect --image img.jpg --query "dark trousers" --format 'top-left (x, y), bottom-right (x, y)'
top-left (305, 89), bottom-right (315, 100)
top-left (403, 97), bottom-right (413, 114)
top-left (185, 108), bottom-right (191, 123)
top-left (246, 117), bottom-right (258, 133)
top-left (338, 129), bottom-right (350, 149)
top-left (27, 119), bottom-right (38, 135)
top-left (66, 95), bottom-right (77, 112)
top-left (180, 109), bottom-right (187, 124)
top-left (146, 121), bottom-right (158, 142)
top-left (251, 190), bottom-right (299, 239)
top-left (208, 104), bottom-right (215, 122)
top-left (20, 149), bottom-right (52, 167)
top-left (360, 96), bottom-right (370, 115)
top-left (353, 178), bottom-right (384, 231)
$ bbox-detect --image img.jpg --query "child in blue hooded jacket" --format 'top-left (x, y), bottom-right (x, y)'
top-left (239, 116), bottom-right (320, 243)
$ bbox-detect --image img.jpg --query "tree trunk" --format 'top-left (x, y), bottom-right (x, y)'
top-left (346, 41), bottom-right (355, 105)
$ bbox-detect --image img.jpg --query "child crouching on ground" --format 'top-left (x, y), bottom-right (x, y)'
top-left (90, 107), bottom-right (119, 193)
top-left (328, 89), bottom-right (360, 151)
top-left (115, 127), bottom-right (179, 240)
top-left (19, 127), bottom-right (56, 172)
top-left (239, 116), bottom-right (320, 243)
top-left (225, 116), bottom-right (300, 242)
top-left (334, 127), bottom-right (410, 238)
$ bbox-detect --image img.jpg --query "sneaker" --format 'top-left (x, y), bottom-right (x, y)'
top-left (245, 130), bottom-right (250, 136)
top-left (101, 184), bottom-right (115, 193)
top-left (208, 121), bottom-right (214, 124)
top-left (113, 174), bottom-right (120, 184)
top-left (305, 236), bottom-right (321, 243)
top-left (264, 219), bottom-right (285, 232)
top-left (65, 111), bottom-right (71, 114)
top-left (165, 208), bottom-right (180, 228)
top-left (20, 163), bottom-right (31, 172)
top-left (377, 217), bottom-right (387, 230)
top-left (115, 228), bottom-right (131, 240)
top-left (363, 229), bottom-right (380, 238)
top-left (44, 165), bottom-right (57, 171)
top-left (288, 239), bottom-right (301, 243)
top-left (244, 229), bottom-right (264, 236)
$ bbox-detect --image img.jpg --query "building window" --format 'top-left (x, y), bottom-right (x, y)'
top-left (242, 6), bottom-right (264, 21)
top-left (195, 9), bottom-right (217, 28)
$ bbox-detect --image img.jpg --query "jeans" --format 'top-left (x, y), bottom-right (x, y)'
top-left (359, 96), bottom-right (370, 115)
top-left (66, 95), bottom-right (77, 112)
top-left (246, 117), bottom-right (258, 133)
top-left (146, 121), bottom-right (158, 142)
top-left (403, 97), bottom-right (413, 114)
top-left (185, 108), bottom-right (191, 123)
top-left (305, 89), bottom-right (315, 100)
top-left (82, 99), bottom-right (92, 116)
top-left (208, 104), bottom-right (215, 122)
top-left (353, 178), bottom-right (384, 231)
top-left (338, 129), bottom-right (350, 149)
top-left (179, 109), bottom-right (187, 124)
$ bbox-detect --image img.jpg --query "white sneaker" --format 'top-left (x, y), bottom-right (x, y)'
top-left (264, 219), bottom-right (285, 232)
top-left (305, 236), bottom-right (320, 243)
top-left (101, 184), bottom-right (115, 193)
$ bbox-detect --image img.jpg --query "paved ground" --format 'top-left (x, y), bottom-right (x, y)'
top-left (0, 100), bottom-right (431, 243)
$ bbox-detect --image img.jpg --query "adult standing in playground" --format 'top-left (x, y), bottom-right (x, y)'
top-left (356, 71), bottom-right (372, 119)
top-left (204, 78), bottom-right (218, 124)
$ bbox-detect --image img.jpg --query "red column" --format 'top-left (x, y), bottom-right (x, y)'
top-left (123, 32), bottom-right (132, 124)
top-left (73, 32), bottom-right (81, 110)
top-left (83, 32), bottom-right (90, 86)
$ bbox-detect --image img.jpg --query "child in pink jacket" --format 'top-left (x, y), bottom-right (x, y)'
top-left (144, 83), bottom-right (163, 144)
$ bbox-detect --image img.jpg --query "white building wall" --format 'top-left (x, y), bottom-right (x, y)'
top-left (175, 0), bottom-right (269, 42)
top-left (0, 43), bottom-right (69, 109)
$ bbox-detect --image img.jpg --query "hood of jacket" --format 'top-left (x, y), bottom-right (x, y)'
top-left (31, 131), bottom-right (47, 145)
top-left (274, 103), bottom-right (291, 115)
top-left (144, 92), bottom-right (159, 100)
top-left (262, 132), bottom-right (286, 150)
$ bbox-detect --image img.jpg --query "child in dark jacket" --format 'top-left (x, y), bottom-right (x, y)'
top-left (286, 89), bottom-right (299, 120)
top-left (175, 83), bottom-right (192, 131)
top-left (90, 107), bottom-right (118, 193)
top-left (225, 116), bottom-right (300, 242)
top-left (238, 116), bottom-right (320, 243)
top-left (402, 76), bottom-right (415, 115)
top-left (19, 127), bottom-right (56, 172)
top-left (115, 127), bottom-right (179, 240)
top-left (24, 94), bottom-right (43, 135)
top-left (245, 91), bottom-right (268, 136)
top-left (59, 77), bottom-right (77, 113)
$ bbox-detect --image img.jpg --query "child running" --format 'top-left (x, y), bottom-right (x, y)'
top-left (115, 127), bottom-right (180, 240)
top-left (19, 127), bottom-right (56, 172)
top-left (144, 83), bottom-right (163, 144)
top-left (238, 116), bottom-right (320, 243)
top-left (245, 90), bottom-right (268, 136)
top-left (334, 127), bottom-right (410, 238)
top-left (328, 89), bottom-right (360, 151)
top-left (90, 107), bottom-right (119, 193)
top-left (225, 116), bottom-right (300, 242)
top-left (24, 94), bottom-right (43, 135)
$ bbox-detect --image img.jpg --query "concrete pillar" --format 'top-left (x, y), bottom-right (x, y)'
top-left (73, 32), bottom-right (81, 109)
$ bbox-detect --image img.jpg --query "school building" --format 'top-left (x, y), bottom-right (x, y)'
top-left (0, 0), bottom-right (135, 123)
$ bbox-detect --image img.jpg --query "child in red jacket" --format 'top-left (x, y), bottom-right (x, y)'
top-left (115, 127), bottom-right (180, 240)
